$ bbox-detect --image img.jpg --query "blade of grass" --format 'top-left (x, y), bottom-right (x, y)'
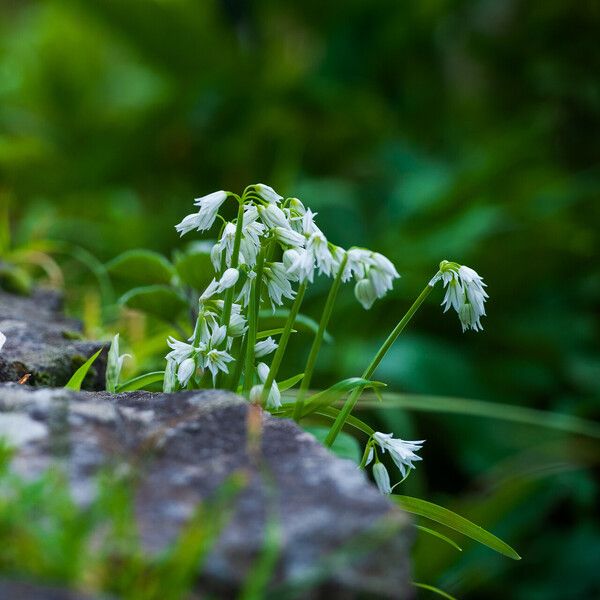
top-left (64, 348), bottom-right (103, 391)
top-left (393, 495), bottom-right (520, 560)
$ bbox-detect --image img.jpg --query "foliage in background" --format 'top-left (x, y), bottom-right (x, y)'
top-left (0, 0), bottom-right (599, 597)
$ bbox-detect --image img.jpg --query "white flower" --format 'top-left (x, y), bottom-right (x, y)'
top-left (217, 268), bottom-right (239, 292)
top-left (434, 261), bottom-right (488, 332)
top-left (175, 190), bottom-right (227, 235)
top-left (274, 226), bottom-right (305, 248)
top-left (0, 331), bottom-right (5, 352)
top-left (373, 432), bottom-right (424, 478)
top-left (255, 362), bottom-right (281, 409)
top-left (255, 183), bottom-right (283, 204)
top-left (228, 304), bottom-right (247, 337)
top-left (166, 337), bottom-right (196, 363)
top-left (177, 357), bottom-right (197, 387)
top-left (105, 334), bottom-right (131, 393)
top-left (203, 349), bottom-right (234, 384)
top-left (240, 205), bottom-right (267, 265)
top-left (236, 270), bottom-right (256, 307)
top-left (283, 248), bottom-right (315, 283)
top-left (200, 278), bottom-right (220, 301)
top-left (255, 337), bottom-right (278, 358)
top-left (264, 262), bottom-right (296, 307)
top-left (354, 278), bottom-right (377, 310)
top-left (301, 208), bottom-right (319, 235)
top-left (258, 203), bottom-right (290, 230)
top-left (372, 462), bottom-right (392, 495)
top-left (307, 229), bottom-right (334, 276)
top-left (343, 248), bottom-right (372, 281)
top-left (212, 222), bottom-right (237, 270)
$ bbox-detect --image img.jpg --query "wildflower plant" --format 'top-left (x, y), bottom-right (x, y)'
top-left (107, 183), bottom-right (493, 495)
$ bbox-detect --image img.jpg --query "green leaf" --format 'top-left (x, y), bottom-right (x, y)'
top-left (416, 525), bottom-right (462, 552)
top-left (277, 373), bottom-right (304, 392)
top-left (256, 328), bottom-right (296, 339)
top-left (65, 348), bottom-right (103, 391)
top-left (303, 425), bottom-right (362, 463)
top-left (413, 582), bottom-right (458, 600)
top-left (301, 378), bottom-right (386, 417)
top-left (362, 393), bottom-right (600, 439)
top-left (173, 244), bottom-right (214, 291)
top-left (259, 310), bottom-right (333, 343)
top-left (106, 250), bottom-right (175, 286)
top-left (119, 285), bottom-right (188, 322)
top-left (116, 371), bottom-right (165, 392)
top-left (392, 495), bottom-right (521, 560)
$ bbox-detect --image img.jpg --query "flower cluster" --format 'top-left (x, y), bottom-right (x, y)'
top-left (366, 432), bottom-right (425, 494)
top-left (168, 184), bottom-right (400, 392)
top-left (431, 260), bottom-right (488, 331)
top-left (163, 183), bottom-right (489, 498)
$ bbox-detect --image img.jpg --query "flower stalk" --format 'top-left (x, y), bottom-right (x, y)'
top-left (324, 282), bottom-right (434, 447)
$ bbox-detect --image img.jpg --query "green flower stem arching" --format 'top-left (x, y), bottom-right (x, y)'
top-left (293, 253), bottom-right (348, 421)
top-left (260, 280), bottom-right (308, 405)
top-left (324, 282), bottom-right (434, 447)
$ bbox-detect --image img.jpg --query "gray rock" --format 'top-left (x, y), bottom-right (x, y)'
top-left (0, 384), bottom-right (414, 598)
top-left (0, 289), bottom-right (106, 389)
top-left (0, 581), bottom-right (106, 600)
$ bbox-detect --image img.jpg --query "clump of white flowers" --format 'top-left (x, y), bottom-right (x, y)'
top-left (162, 183), bottom-right (489, 495)
top-left (169, 184), bottom-right (400, 394)
top-left (430, 260), bottom-right (488, 332)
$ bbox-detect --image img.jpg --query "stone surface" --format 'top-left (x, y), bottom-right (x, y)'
top-left (0, 289), bottom-right (106, 389)
top-left (0, 384), bottom-right (414, 598)
top-left (0, 581), bottom-right (105, 600)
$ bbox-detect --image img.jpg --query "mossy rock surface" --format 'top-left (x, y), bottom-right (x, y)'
top-left (0, 288), bottom-right (106, 389)
top-left (0, 385), bottom-right (414, 598)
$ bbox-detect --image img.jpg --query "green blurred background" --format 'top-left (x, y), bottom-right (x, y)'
top-left (1, 0), bottom-right (599, 597)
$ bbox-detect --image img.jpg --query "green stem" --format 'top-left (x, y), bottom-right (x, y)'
top-left (293, 254), bottom-right (348, 421)
top-left (260, 281), bottom-right (308, 405)
top-left (241, 248), bottom-right (266, 394)
top-left (220, 200), bottom-right (245, 329)
top-left (324, 282), bottom-right (434, 447)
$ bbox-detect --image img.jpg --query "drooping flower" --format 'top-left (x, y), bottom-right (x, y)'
top-left (254, 337), bottom-right (278, 358)
top-left (433, 261), bottom-right (488, 332)
top-left (258, 203), bottom-right (290, 230)
top-left (274, 226), bottom-right (305, 248)
top-left (0, 331), bottom-right (5, 352)
top-left (228, 304), bottom-right (247, 337)
top-left (354, 278), bottom-right (378, 310)
top-left (211, 222), bottom-right (237, 270)
top-left (307, 229), bottom-right (334, 276)
top-left (253, 362), bottom-right (282, 409)
top-left (263, 262), bottom-right (296, 307)
top-left (236, 270), bottom-right (256, 307)
top-left (217, 268), bottom-right (239, 292)
top-left (163, 357), bottom-right (178, 392)
top-left (175, 190), bottom-right (227, 235)
top-left (177, 357), bottom-right (197, 387)
top-left (283, 248), bottom-right (315, 283)
top-left (255, 183), bottom-right (283, 204)
top-left (372, 432), bottom-right (424, 478)
top-left (372, 462), bottom-right (392, 495)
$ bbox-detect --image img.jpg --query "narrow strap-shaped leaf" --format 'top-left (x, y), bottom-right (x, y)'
top-left (277, 373), bottom-right (305, 392)
top-left (301, 378), bottom-right (386, 417)
top-left (116, 371), bottom-right (165, 393)
top-left (393, 495), bottom-right (521, 560)
top-left (256, 328), bottom-right (297, 339)
top-left (360, 393), bottom-right (600, 439)
top-left (416, 525), bottom-right (462, 552)
top-left (413, 582), bottom-right (458, 600)
top-left (65, 348), bottom-right (103, 391)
